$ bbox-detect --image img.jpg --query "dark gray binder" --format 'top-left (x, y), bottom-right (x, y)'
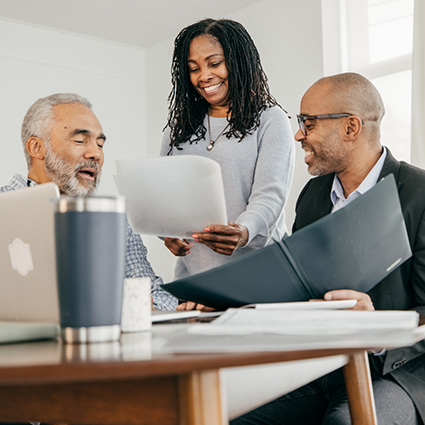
top-left (161, 175), bottom-right (412, 310)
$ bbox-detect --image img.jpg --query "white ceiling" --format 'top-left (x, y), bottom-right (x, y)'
top-left (0, 0), bottom-right (263, 48)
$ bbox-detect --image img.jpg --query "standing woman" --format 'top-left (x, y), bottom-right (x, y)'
top-left (161, 18), bottom-right (294, 289)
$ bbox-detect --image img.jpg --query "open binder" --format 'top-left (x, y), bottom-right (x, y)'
top-left (161, 175), bottom-right (412, 310)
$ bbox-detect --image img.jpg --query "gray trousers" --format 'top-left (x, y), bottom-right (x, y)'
top-left (230, 357), bottom-right (420, 425)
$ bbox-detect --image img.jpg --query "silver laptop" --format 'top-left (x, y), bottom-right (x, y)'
top-left (0, 183), bottom-right (60, 322)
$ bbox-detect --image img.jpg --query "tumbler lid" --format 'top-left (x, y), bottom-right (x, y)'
top-left (55, 196), bottom-right (125, 213)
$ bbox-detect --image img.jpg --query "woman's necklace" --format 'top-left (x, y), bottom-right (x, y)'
top-left (207, 113), bottom-right (230, 151)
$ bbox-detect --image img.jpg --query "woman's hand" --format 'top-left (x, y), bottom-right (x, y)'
top-left (163, 238), bottom-right (194, 256)
top-left (192, 222), bottom-right (249, 256)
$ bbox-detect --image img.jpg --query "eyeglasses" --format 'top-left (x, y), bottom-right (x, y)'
top-left (297, 113), bottom-right (364, 136)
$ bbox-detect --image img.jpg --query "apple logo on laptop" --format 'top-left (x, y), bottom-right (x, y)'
top-left (8, 238), bottom-right (34, 276)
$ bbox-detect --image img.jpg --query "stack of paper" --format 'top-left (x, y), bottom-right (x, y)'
top-left (159, 308), bottom-right (424, 353)
top-left (243, 300), bottom-right (357, 310)
top-left (188, 308), bottom-right (420, 336)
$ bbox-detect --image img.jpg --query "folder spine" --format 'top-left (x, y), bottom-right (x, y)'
top-left (277, 240), bottom-right (316, 298)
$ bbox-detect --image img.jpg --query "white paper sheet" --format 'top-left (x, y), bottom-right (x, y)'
top-left (243, 300), bottom-right (357, 310)
top-left (114, 155), bottom-right (228, 237)
top-left (158, 322), bottom-right (425, 354)
top-left (188, 309), bottom-right (419, 336)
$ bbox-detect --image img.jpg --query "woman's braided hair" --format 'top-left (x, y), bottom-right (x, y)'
top-left (165, 18), bottom-right (280, 150)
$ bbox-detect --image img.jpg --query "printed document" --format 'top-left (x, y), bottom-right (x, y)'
top-left (188, 309), bottom-right (419, 336)
top-left (114, 155), bottom-right (227, 237)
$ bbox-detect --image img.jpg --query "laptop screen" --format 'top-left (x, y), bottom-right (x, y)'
top-left (0, 183), bottom-right (60, 322)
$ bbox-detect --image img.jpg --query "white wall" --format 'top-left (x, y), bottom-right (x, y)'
top-left (227, 0), bottom-right (323, 228)
top-left (0, 19), bottom-right (146, 197)
top-left (0, 0), bottom-right (324, 284)
top-left (144, 0), bottom-right (324, 282)
top-left (142, 36), bottom-right (179, 282)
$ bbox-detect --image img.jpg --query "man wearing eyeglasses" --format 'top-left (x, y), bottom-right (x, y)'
top-left (232, 72), bottom-right (425, 424)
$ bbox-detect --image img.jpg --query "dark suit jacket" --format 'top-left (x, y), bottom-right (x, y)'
top-left (293, 150), bottom-right (425, 421)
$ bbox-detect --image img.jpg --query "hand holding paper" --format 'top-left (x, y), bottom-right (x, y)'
top-left (164, 237), bottom-right (193, 256)
top-left (192, 222), bottom-right (249, 255)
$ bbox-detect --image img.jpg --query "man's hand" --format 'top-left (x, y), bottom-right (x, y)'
top-left (177, 301), bottom-right (215, 312)
top-left (192, 222), bottom-right (249, 256)
top-left (324, 289), bottom-right (375, 311)
top-left (164, 238), bottom-right (194, 256)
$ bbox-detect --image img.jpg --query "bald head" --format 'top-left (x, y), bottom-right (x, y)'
top-left (309, 72), bottom-right (385, 123)
top-left (300, 72), bottom-right (385, 145)
top-left (297, 72), bottom-right (386, 193)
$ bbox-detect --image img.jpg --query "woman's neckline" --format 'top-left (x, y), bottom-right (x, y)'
top-left (208, 105), bottom-right (231, 118)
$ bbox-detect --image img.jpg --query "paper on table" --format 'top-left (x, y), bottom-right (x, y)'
top-left (161, 325), bottom-right (425, 354)
top-left (188, 309), bottom-right (419, 336)
top-left (114, 155), bottom-right (228, 238)
top-left (242, 300), bottom-right (357, 310)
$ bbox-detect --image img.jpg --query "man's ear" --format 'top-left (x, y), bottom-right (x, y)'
top-left (344, 116), bottom-right (362, 139)
top-left (26, 137), bottom-right (46, 160)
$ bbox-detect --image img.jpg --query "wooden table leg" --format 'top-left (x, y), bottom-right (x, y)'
top-left (343, 351), bottom-right (377, 425)
top-left (179, 369), bottom-right (228, 425)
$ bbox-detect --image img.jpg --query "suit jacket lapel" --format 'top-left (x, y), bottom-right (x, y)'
top-left (378, 148), bottom-right (403, 190)
top-left (314, 177), bottom-right (334, 219)
top-left (293, 175), bottom-right (334, 232)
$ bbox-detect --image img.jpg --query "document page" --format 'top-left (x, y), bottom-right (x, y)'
top-left (188, 309), bottom-right (419, 336)
top-left (114, 155), bottom-right (228, 238)
top-left (243, 300), bottom-right (357, 310)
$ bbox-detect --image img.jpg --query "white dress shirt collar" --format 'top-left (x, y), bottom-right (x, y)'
top-left (331, 147), bottom-right (387, 213)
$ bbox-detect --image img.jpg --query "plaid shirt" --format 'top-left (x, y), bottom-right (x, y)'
top-left (1, 174), bottom-right (177, 310)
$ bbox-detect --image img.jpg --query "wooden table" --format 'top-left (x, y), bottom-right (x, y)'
top-left (2, 320), bottom-right (422, 425)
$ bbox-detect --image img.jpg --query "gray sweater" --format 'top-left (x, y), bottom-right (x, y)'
top-left (161, 106), bottom-right (295, 280)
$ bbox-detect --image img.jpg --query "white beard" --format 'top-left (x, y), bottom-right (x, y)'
top-left (44, 144), bottom-right (101, 196)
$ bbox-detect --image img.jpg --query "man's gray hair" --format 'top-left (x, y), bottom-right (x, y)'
top-left (21, 93), bottom-right (92, 167)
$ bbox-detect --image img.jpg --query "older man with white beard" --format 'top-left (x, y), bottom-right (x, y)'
top-left (0, 93), bottom-right (177, 311)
